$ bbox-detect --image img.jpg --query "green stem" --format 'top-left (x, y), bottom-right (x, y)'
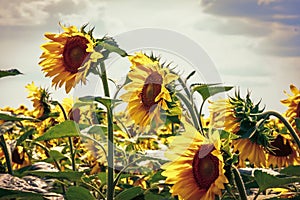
top-left (68, 137), bottom-right (76, 172)
top-left (198, 101), bottom-right (205, 132)
top-left (81, 177), bottom-right (106, 200)
top-left (176, 92), bottom-right (201, 132)
top-left (54, 101), bottom-right (77, 184)
top-left (176, 74), bottom-right (202, 130)
top-left (98, 60), bottom-right (114, 199)
top-left (107, 106), bottom-right (114, 200)
top-left (99, 61), bottom-right (110, 97)
top-left (259, 111), bottom-right (300, 149)
top-left (232, 166), bottom-right (247, 200)
top-left (0, 135), bottom-right (13, 175)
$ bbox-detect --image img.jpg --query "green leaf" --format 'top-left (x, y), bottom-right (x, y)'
top-left (87, 125), bottom-right (107, 135)
top-left (48, 150), bottom-right (67, 162)
top-left (192, 84), bottom-right (233, 102)
top-left (254, 170), bottom-right (300, 192)
top-left (149, 170), bottom-right (165, 184)
top-left (65, 186), bottom-right (95, 200)
top-left (35, 120), bottom-right (80, 141)
top-left (295, 118), bottom-right (300, 132)
top-left (281, 165), bottom-right (300, 176)
top-left (97, 172), bottom-right (107, 185)
top-left (0, 69), bottom-right (22, 78)
top-left (220, 130), bottom-right (239, 140)
top-left (0, 188), bottom-right (43, 199)
top-left (185, 70), bottom-right (196, 82)
top-left (17, 128), bottom-right (35, 145)
top-left (115, 186), bottom-right (144, 200)
top-left (79, 96), bottom-right (121, 108)
top-left (0, 113), bottom-right (38, 122)
top-left (144, 192), bottom-right (164, 200)
top-left (97, 40), bottom-right (127, 57)
top-left (24, 171), bottom-right (83, 182)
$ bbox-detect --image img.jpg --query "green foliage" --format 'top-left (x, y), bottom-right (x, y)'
top-left (65, 186), bottom-right (96, 200)
top-left (79, 96), bottom-right (121, 108)
top-left (281, 165), bottom-right (300, 176)
top-left (254, 170), bottom-right (300, 192)
top-left (35, 120), bottom-right (80, 141)
top-left (192, 83), bottom-right (233, 101)
top-left (0, 188), bottom-right (43, 199)
top-left (96, 38), bottom-right (128, 57)
top-left (0, 69), bottom-right (22, 78)
top-left (115, 186), bottom-right (144, 200)
top-left (0, 113), bottom-right (38, 122)
top-left (16, 128), bottom-right (35, 145)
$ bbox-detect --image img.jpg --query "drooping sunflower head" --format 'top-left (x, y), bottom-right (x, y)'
top-left (281, 84), bottom-right (300, 135)
top-left (265, 119), bottom-right (300, 168)
top-left (120, 52), bottom-right (179, 128)
top-left (209, 91), bottom-right (273, 167)
top-left (162, 120), bottom-right (228, 200)
top-left (209, 98), bottom-right (239, 133)
top-left (39, 24), bottom-right (103, 93)
top-left (25, 82), bottom-right (51, 119)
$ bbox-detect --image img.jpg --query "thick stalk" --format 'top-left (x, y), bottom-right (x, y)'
top-left (198, 101), bottom-right (205, 131)
top-left (100, 61), bottom-right (110, 97)
top-left (55, 101), bottom-right (76, 186)
top-left (107, 107), bottom-right (114, 200)
top-left (98, 61), bottom-right (114, 200)
top-left (176, 92), bottom-right (201, 132)
top-left (232, 166), bottom-right (247, 200)
top-left (258, 111), bottom-right (300, 149)
top-left (0, 135), bottom-right (13, 175)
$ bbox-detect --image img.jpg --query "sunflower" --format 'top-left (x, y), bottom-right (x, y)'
top-left (281, 84), bottom-right (300, 136)
top-left (120, 52), bottom-right (178, 128)
top-left (209, 93), bottom-right (269, 167)
top-left (162, 120), bottom-right (228, 200)
top-left (233, 138), bottom-right (267, 167)
top-left (39, 24), bottom-right (103, 93)
top-left (25, 82), bottom-right (51, 119)
top-left (266, 133), bottom-right (300, 168)
top-left (209, 98), bottom-right (239, 133)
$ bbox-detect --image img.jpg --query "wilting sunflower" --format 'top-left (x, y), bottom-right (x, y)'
top-left (120, 52), bottom-right (178, 128)
top-left (281, 84), bottom-right (300, 136)
top-left (209, 93), bottom-right (269, 167)
top-left (266, 133), bottom-right (300, 168)
top-left (233, 138), bottom-right (267, 167)
top-left (25, 82), bottom-right (51, 119)
top-left (162, 120), bottom-right (228, 200)
top-left (39, 24), bottom-right (103, 93)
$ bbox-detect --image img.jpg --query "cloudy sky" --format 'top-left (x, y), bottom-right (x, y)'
top-left (0, 0), bottom-right (299, 114)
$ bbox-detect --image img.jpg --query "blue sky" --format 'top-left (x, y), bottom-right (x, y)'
top-left (0, 0), bottom-right (299, 114)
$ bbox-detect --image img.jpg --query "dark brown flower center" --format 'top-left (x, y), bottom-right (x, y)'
top-left (296, 103), bottom-right (300, 118)
top-left (192, 144), bottom-right (219, 191)
top-left (269, 135), bottom-right (292, 157)
top-left (141, 72), bottom-right (163, 109)
top-left (63, 35), bottom-right (90, 73)
top-left (12, 148), bottom-right (25, 164)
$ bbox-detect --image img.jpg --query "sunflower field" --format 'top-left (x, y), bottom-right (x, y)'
top-left (0, 24), bottom-right (300, 200)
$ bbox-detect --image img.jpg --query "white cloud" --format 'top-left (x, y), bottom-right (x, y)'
top-left (0, 0), bottom-right (58, 26)
top-left (0, 0), bottom-right (106, 27)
